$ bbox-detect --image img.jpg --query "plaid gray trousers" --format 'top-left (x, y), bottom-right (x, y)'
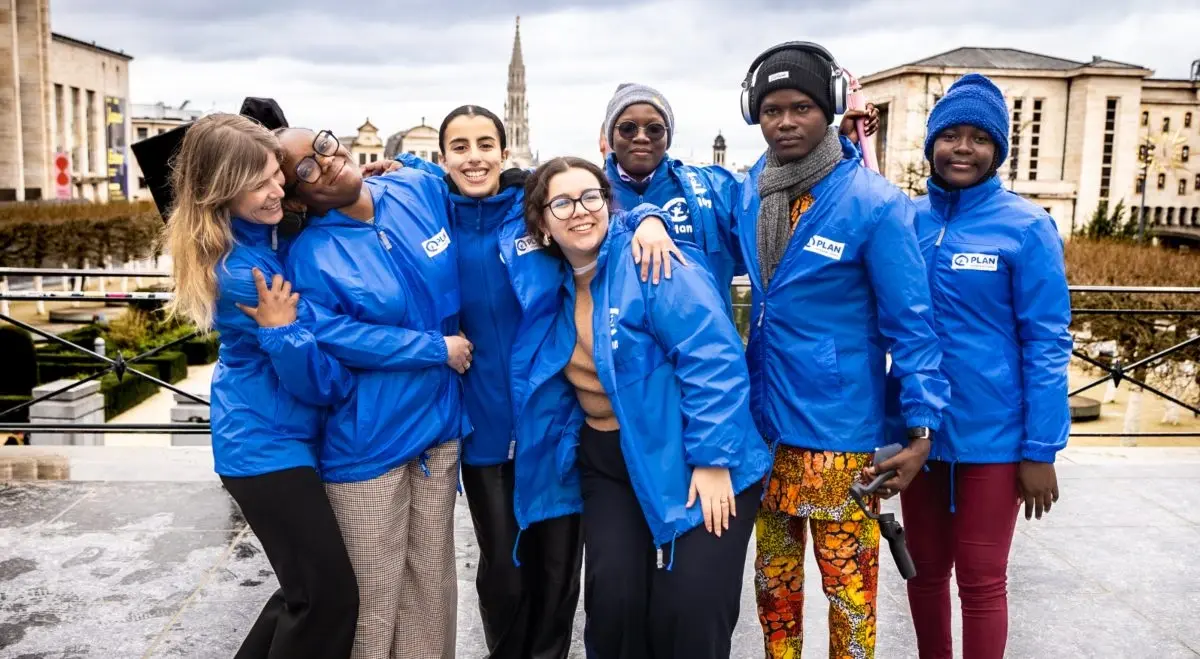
top-left (326, 439), bottom-right (459, 659)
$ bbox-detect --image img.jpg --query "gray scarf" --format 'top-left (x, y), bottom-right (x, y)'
top-left (757, 126), bottom-right (843, 286)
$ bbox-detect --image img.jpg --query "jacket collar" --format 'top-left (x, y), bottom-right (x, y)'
top-left (927, 174), bottom-right (1002, 219)
top-left (231, 218), bottom-right (275, 247)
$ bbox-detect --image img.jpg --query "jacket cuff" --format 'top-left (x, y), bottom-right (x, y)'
top-left (256, 322), bottom-right (303, 352)
top-left (904, 409), bottom-right (942, 433)
top-left (430, 332), bottom-right (450, 364)
top-left (1021, 445), bottom-right (1059, 463)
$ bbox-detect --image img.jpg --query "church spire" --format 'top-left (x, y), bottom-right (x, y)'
top-left (504, 15), bottom-right (533, 169)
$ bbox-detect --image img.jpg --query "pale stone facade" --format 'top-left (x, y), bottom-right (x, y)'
top-left (861, 48), bottom-right (1200, 239)
top-left (1, 0), bottom-right (132, 203)
top-left (129, 101), bottom-right (204, 200)
top-left (383, 121), bottom-right (440, 164)
top-left (340, 118), bottom-right (385, 168)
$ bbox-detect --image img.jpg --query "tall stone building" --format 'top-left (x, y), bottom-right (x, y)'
top-left (339, 117), bottom-right (385, 167)
top-left (860, 47), bottom-right (1200, 240)
top-left (503, 16), bottom-right (533, 169)
top-left (1, 0), bottom-right (132, 202)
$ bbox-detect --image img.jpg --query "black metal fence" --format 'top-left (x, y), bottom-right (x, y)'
top-left (2, 270), bottom-right (1199, 440)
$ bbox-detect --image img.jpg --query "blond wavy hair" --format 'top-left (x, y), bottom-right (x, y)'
top-left (161, 113), bottom-right (282, 330)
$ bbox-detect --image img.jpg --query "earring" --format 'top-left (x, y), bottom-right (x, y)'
top-left (541, 234), bottom-right (551, 246)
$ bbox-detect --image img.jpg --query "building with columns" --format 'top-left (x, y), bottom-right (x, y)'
top-left (860, 47), bottom-right (1200, 239)
top-left (504, 16), bottom-right (534, 169)
top-left (2, 0), bottom-right (133, 202)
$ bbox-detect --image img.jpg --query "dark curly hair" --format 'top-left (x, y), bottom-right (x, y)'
top-left (522, 156), bottom-right (612, 261)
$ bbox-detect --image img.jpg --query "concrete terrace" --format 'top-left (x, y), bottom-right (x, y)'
top-left (1, 446), bottom-right (1198, 658)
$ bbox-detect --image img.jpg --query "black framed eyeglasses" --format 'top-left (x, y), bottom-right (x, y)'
top-left (295, 130), bottom-right (340, 184)
top-left (616, 121), bottom-right (667, 142)
top-left (545, 188), bottom-right (607, 221)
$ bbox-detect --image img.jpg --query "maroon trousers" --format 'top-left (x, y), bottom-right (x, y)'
top-left (900, 462), bottom-right (1021, 659)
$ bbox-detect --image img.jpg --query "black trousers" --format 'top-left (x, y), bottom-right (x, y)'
top-left (578, 425), bottom-right (761, 659)
top-left (462, 461), bottom-right (584, 659)
top-left (221, 466), bottom-right (359, 659)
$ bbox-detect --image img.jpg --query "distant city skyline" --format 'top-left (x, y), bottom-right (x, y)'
top-left (50, 0), bottom-right (1200, 169)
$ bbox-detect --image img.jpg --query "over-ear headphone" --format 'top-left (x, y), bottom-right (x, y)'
top-left (740, 41), bottom-right (848, 125)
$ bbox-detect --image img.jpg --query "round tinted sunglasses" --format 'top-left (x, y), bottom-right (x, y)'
top-left (616, 121), bottom-right (667, 142)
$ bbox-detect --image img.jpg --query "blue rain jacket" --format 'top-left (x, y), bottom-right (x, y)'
top-left (909, 175), bottom-right (1071, 463)
top-left (210, 219), bottom-right (355, 478)
top-left (736, 138), bottom-right (949, 454)
top-left (284, 169), bottom-right (469, 483)
top-left (508, 223), bottom-right (771, 553)
top-left (606, 154), bottom-right (744, 316)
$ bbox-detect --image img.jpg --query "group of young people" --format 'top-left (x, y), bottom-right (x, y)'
top-left (156, 38), bottom-right (1071, 659)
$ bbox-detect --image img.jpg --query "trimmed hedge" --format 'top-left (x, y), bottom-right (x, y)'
top-left (100, 368), bottom-right (160, 419)
top-left (182, 335), bottom-right (219, 365)
top-left (36, 350), bottom-right (188, 386)
top-left (0, 200), bottom-right (160, 268)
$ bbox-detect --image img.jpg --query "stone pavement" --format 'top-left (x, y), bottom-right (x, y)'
top-left (1, 447), bottom-right (1198, 658)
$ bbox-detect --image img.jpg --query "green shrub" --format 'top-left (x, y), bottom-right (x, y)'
top-left (99, 368), bottom-right (159, 419)
top-left (0, 201), bottom-right (159, 268)
top-left (182, 334), bottom-right (219, 365)
top-left (138, 351), bottom-right (188, 384)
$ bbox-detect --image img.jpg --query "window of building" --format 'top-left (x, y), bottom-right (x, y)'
top-left (86, 90), bottom-right (97, 173)
top-left (408, 150), bottom-right (416, 155)
top-left (136, 127), bottom-right (148, 140)
top-left (1158, 173), bottom-right (1167, 189)
top-left (358, 153), bottom-right (366, 165)
top-left (1180, 178), bottom-right (1188, 195)
top-left (138, 177), bottom-right (147, 190)
top-left (1141, 111), bottom-right (1149, 126)
top-left (1029, 99), bottom-right (1043, 181)
top-left (370, 153), bottom-right (378, 163)
top-left (1168, 207), bottom-right (1176, 224)
top-left (1009, 98), bottom-right (1023, 182)
top-left (1195, 173), bottom-right (1200, 191)
top-left (1183, 146), bottom-right (1190, 162)
top-left (1136, 176), bottom-right (1145, 194)
top-left (1163, 116), bottom-right (1171, 133)
top-left (1154, 207), bottom-right (1163, 224)
top-left (1099, 98), bottom-right (1118, 199)
top-left (432, 152), bottom-right (441, 164)
top-left (1186, 112), bottom-right (1193, 129)
top-left (874, 102), bottom-right (889, 177)
top-left (1192, 208), bottom-right (1199, 225)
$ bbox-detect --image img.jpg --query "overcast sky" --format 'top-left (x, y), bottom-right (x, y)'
top-left (54, 0), bottom-right (1200, 169)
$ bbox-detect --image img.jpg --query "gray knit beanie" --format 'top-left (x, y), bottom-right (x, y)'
top-left (604, 83), bottom-right (674, 149)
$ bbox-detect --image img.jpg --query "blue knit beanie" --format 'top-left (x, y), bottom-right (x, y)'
top-left (924, 73), bottom-right (1009, 167)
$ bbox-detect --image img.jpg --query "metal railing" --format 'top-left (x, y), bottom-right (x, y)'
top-left (2, 273), bottom-right (1199, 440)
top-left (1, 267), bottom-right (206, 439)
top-left (730, 283), bottom-right (1200, 439)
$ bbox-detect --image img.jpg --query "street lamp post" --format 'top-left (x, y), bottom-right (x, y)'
top-left (1137, 139), bottom-right (1153, 243)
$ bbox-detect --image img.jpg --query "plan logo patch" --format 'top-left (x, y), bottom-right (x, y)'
top-left (514, 234), bottom-right (543, 256)
top-left (802, 235), bottom-right (845, 261)
top-left (662, 197), bottom-right (690, 223)
top-left (951, 253), bottom-right (999, 272)
top-left (423, 228), bottom-right (451, 258)
top-left (609, 307), bottom-right (620, 350)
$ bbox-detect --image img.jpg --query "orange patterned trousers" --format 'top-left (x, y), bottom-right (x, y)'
top-left (755, 446), bottom-right (880, 659)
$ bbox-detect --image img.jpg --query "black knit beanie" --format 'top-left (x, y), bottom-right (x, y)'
top-left (750, 49), bottom-right (835, 124)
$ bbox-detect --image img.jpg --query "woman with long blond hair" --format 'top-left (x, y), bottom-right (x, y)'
top-left (161, 112), bottom-right (359, 659)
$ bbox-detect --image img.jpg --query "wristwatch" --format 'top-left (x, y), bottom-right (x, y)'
top-left (907, 426), bottom-right (932, 442)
